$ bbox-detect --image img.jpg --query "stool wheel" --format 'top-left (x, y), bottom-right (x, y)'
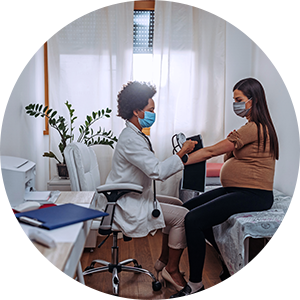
top-left (70, 283), bottom-right (78, 294)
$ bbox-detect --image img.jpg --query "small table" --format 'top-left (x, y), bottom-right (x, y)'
top-left (0, 192), bottom-right (95, 300)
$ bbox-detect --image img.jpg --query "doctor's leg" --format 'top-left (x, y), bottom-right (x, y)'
top-left (159, 202), bottom-right (189, 288)
top-left (156, 195), bottom-right (184, 267)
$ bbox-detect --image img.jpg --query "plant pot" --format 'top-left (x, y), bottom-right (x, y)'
top-left (57, 163), bottom-right (69, 179)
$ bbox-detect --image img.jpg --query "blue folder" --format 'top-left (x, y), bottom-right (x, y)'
top-left (15, 203), bottom-right (108, 230)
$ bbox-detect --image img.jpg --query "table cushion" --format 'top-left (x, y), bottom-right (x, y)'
top-left (206, 163), bottom-right (223, 177)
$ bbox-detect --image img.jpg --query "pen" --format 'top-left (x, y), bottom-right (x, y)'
top-left (19, 216), bottom-right (43, 227)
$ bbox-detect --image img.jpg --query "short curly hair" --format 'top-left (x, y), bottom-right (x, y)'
top-left (117, 81), bottom-right (157, 120)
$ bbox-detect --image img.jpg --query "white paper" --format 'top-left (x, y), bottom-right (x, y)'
top-left (24, 191), bottom-right (51, 201)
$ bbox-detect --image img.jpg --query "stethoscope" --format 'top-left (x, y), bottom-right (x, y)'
top-left (138, 131), bottom-right (161, 218)
top-left (172, 132), bottom-right (187, 154)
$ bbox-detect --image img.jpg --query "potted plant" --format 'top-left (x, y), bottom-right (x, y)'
top-left (25, 101), bottom-right (118, 178)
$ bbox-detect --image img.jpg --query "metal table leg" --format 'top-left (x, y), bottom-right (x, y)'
top-left (77, 262), bottom-right (88, 300)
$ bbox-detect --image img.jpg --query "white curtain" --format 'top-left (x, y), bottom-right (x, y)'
top-left (151, 1), bottom-right (226, 196)
top-left (47, 2), bottom-right (134, 181)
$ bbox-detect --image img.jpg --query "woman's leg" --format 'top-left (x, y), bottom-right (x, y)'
top-left (183, 187), bottom-right (228, 211)
top-left (157, 195), bottom-right (185, 265)
top-left (185, 188), bottom-right (273, 284)
top-left (183, 188), bottom-right (228, 255)
top-left (158, 233), bottom-right (169, 265)
top-left (170, 188), bottom-right (273, 297)
top-left (160, 202), bottom-right (189, 287)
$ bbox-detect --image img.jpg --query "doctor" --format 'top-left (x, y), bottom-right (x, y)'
top-left (102, 81), bottom-right (197, 290)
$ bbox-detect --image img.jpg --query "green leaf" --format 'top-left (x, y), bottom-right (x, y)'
top-left (51, 111), bottom-right (57, 118)
top-left (25, 102), bottom-right (117, 156)
top-left (58, 123), bottom-right (65, 131)
top-left (43, 151), bottom-right (54, 158)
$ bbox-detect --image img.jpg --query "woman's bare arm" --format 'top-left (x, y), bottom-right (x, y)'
top-left (185, 139), bottom-right (235, 165)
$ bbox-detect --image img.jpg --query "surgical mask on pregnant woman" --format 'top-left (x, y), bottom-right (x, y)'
top-left (233, 98), bottom-right (252, 117)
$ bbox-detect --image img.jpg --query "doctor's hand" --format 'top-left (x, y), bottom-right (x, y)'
top-left (176, 140), bottom-right (197, 159)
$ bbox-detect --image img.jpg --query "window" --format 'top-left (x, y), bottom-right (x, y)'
top-left (133, 10), bottom-right (154, 54)
top-left (133, 7), bottom-right (155, 81)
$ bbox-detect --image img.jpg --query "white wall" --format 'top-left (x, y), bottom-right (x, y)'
top-left (0, 46), bottom-right (49, 190)
top-left (224, 22), bottom-right (253, 135)
top-left (253, 0), bottom-right (300, 200)
top-left (225, 23), bottom-right (299, 196)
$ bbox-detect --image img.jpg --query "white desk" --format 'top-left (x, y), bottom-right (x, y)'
top-left (0, 192), bottom-right (95, 300)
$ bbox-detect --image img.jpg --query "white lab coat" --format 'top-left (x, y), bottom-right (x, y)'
top-left (100, 121), bottom-right (184, 238)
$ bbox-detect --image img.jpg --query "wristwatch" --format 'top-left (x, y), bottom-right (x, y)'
top-left (181, 154), bottom-right (188, 163)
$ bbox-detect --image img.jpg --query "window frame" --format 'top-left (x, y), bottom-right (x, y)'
top-left (134, 1), bottom-right (155, 11)
top-left (43, 42), bottom-right (49, 135)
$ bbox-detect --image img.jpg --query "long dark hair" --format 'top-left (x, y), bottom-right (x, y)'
top-left (233, 78), bottom-right (279, 160)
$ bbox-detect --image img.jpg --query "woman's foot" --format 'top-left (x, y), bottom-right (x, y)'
top-left (161, 267), bottom-right (186, 291)
top-left (154, 259), bottom-right (167, 273)
top-left (169, 284), bottom-right (206, 300)
top-left (154, 259), bottom-right (167, 278)
top-left (170, 282), bottom-right (204, 298)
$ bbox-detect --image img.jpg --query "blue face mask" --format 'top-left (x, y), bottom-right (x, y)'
top-left (138, 111), bottom-right (156, 128)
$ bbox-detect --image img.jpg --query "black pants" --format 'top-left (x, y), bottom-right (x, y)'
top-left (183, 187), bottom-right (273, 283)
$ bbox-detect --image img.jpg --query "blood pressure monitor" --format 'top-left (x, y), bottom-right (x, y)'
top-left (172, 133), bottom-right (188, 163)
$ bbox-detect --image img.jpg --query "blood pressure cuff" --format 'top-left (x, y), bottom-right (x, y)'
top-left (181, 134), bottom-right (206, 192)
